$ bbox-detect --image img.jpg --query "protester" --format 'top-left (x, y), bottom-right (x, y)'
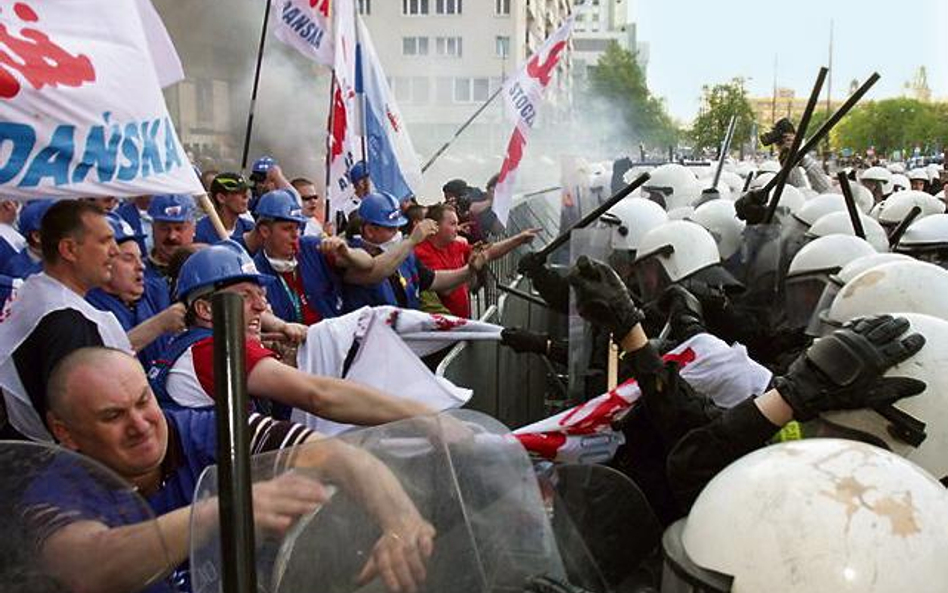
top-left (146, 194), bottom-right (197, 296)
top-left (0, 198), bottom-right (24, 267)
top-left (292, 176), bottom-right (330, 236)
top-left (116, 195), bottom-right (153, 255)
top-left (193, 172), bottom-right (255, 245)
top-left (0, 199), bottom-right (53, 279)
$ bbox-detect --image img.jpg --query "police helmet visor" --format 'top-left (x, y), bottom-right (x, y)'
top-left (805, 279), bottom-right (843, 337)
top-left (785, 273), bottom-right (831, 331)
top-left (644, 186), bottom-right (673, 209)
top-left (897, 246), bottom-right (948, 269)
top-left (660, 521), bottom-right (733, 593)
top-left (633, 253), bottom-right (673, 304)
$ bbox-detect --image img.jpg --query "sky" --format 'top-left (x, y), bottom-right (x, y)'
top-left (630, 0), bottom-right (948, 123)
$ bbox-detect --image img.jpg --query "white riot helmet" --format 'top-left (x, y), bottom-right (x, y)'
top-left (603, 197), bottom-right (668, 251)
top-left (824, 260), bottom-right (948, 329)
top-left (633, 220), bottom-right (734, 302)
top-left (748, 171), bottom-right (775, 191)
top-left (666, 206), bottom-right (695, 221)
top-left (890, 173), bottom-right (910, 193)
top-left (792, 193), bottom-right (848, 227)
top-left (908, 168), bottom-right (931, 182)
top-left (887, 162), bottom-right (906, 174)
top-left (784, 235), bottom-right (877, 330)
top-left (823, 313), bottom-right (948, 480)
top-left (850, 183), bottom-right (875, 212)
top-left (875, 190), bottom-right (945, 228)
top-left (805, 253), bottom-right (914, 337)
top-left (805, 211), bottom-right (889, 252)
top-left (757, 160), bottom-right (781, 174)
top-left (768, 184), bottom-right (805, 214)
top-left (662, 438), bottom-right (948, 593)
top-left (718, 171), bottom-right (744, 196)
top-left (689, 200), bottom-right (745, 260)
top-left (641, 164), bottom-right (700, 211)
top-left (894, 213), bottom-right (948, 265)
top-left (860, 166), bottom-right (893, 183)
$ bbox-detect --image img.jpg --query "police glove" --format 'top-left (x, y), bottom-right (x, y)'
top-left (517, 251), bottom-right (547, 277)
top-left (734, 188), bottom-right (769, 224)
top-left (567, 256), bottom-right (644, 340)
top-left (501, 328), bottom-right (549, 355)
top-left (657, 285), bottom-right (706, 342)
top-left (774, 314), bottom-right (926, 422)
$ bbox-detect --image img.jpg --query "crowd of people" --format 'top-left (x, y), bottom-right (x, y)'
top-left (2, 126), bottom-right (948, 593)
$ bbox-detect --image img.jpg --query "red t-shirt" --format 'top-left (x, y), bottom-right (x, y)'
top-left (414, 239), bottom-right (472, 318)
top-left (165, 336), bottom-right (276, 409)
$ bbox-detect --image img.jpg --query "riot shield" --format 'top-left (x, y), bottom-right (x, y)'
top-left (190, 410), bottom-right (579, 593)
top-left (540, 463), bottom-right (663, 592)
top-left (567, 228), bottom-right (613, 403)
top-left (0, 441), bottom-right (172, 593)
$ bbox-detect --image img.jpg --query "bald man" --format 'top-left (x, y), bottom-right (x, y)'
top-left (27, 347), bottom-right (434, 593)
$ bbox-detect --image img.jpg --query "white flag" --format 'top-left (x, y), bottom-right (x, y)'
top-left (493, 16), bottom-right (574, 225)
top-left (271, 0), bottom-right (334, 67)
top-left (0, 0), bottom-right (203, 200)
top-left (326, 0), bottom-right (359, 220)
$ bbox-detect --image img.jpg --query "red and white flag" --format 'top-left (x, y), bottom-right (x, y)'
top-left (326, 0), bottom-right (359, 220)
top-left (270, 0), bottom-right (334, 67)
top-left (492, 16), bottom-right (574, 225)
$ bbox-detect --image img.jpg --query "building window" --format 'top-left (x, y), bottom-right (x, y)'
top-left (453, 77), bottom-right (490, 103)
top-left (196, 80), bottom-right (214, 123)
top-left (495, 0), bottom-right (510, 15)
top-left (495, 35), bottom-right (510, 58)
top-left (436, 77), bottom-right (453, 103)
top-left (436, 0), bottom-right (461, 14)
top-left (357, 0), bottom-right (371, 14)
top-left (402, 0), bottom-right (429, 15)
top-left (435, 36), bottom-right (462, 57)
top-left (402, 36), bottom-right (429, 56)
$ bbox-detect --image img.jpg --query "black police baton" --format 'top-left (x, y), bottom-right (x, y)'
top-left (837, 172), bottom-right (867, 239)
top-left (533, 173), bottom-right (651, 261)
top-left (888, 206), bottom-right (922, 249)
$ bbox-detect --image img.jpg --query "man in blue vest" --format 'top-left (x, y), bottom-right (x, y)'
top-left (252, 189), bottom-right (438, 324)
top-left (86, 214), bottom-right (186, 367)
top-left (1, 199), bottom-right (54, 279)
top-left (344, 191), bottom-right (485, 312)
top-left (194, 172), bottom-right (256, 246)
top-left (32, 346), bottom-right (435, 593)
top-left (151, 240), bottom-right (436, 426)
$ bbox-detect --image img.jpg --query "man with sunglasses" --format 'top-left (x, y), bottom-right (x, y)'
top-left (292, 177), bottom-right (329, 236)
top-left (194, 172), bottom-right (256, 246)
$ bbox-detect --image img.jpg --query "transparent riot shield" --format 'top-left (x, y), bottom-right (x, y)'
top-left (567, 228), bottom-right (613, 403)
top-left (540, 464), bottom-right (663, 593)
top-left (190, 410), bottom-right (582, 593)
top-left (0, 440), bottom-right (172, 593)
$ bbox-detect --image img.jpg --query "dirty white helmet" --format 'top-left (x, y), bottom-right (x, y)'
top-left (895, 213), bottom-right (948, 257)
top-left (805, 253), bottom-right (915, 336)
top-left (792, 193), bottom-right (848, 227)
top-left (875, 191), bottom-right (945, 226)
top-left (689, 200), bottom-right (745, 260)
top-left (785, 235), bottom-right (877, 329)
top-left (824, 313), bottom-right (948, 480)
top-left (633, 220), bottom-right (723, 301)
top-left (806, 211), bottom-right (889, 252)
top-left (663, 438), bottom-right (948, 593)
top-left (748, 171), bottom-right (776, 191)
top-left (757, 160), bottom-right (781, 174)
top-left (769, 184), bottom-right (805, 214)
top-left (641, 164), bottom-right (699, 211)
top-left (860, 166), bottom-right (893, 183)
top-left (825, 260), bottom-right (948, 327)
top-left (603, 197), bottom-right (668, 251)
top-left (890, 173), bottom-right (910, 192)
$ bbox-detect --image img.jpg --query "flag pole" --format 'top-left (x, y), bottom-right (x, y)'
top-left (355, 10), bottom-right (368, 166)
top-left (240, 0), bottom-right (273, 171)
top-left (324, 74), bottom-right (337, 228)
top-left (421, 85), bottom-right (504, 173)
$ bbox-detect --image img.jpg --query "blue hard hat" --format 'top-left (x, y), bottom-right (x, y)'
top-left (175, 240), bottom-right (266, 302)
top-left (348, 161), bottom-right (369, 183)
top-left (358, 191), bottom-right (408, 227)
top-left (255, 189), bottom-right (307, 224)
top-left (252, 156), bottom-right (277, 175)
top-left (148, 194), bottom-right (196, 223)
top-left (18, 199), bottom-right (54, 237)
top-left (105, 212), bottom-right (143, 245)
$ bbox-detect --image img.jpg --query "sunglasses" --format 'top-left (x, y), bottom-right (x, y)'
top-left (215, 177), bottom-right (248, 191)
top-left (300, 194), bottom-right (320, 202)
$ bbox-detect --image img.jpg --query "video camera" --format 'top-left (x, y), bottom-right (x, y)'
top-left (760, 117), bottom-right (796, 147)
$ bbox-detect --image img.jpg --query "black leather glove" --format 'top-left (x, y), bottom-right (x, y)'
top-left (774, 314), bottom-right (926, 422)
top-left (501, 328), bottom-right (550, 354)
top-left (657, 285), bottom-right (706, 342)
top-left (567, 256), bottom-right (644, 340)
top-left (734, 188), bottom-right (769, 224)
top-left (517, 251), bottom-right (547, 277)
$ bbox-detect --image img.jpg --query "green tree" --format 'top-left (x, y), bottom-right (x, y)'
top-left (689, 78), bottom-right (757, 155)
top-left (833, 98), bottom-right (948, 156)
top-left (586, 42), bottom-right (679, 148)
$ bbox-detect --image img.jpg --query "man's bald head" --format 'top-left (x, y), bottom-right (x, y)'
top-left (47, 347), bottom-right (141, 422)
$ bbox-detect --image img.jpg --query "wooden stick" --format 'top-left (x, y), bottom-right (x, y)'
top-left (196, 193), bottom-right (229, 241)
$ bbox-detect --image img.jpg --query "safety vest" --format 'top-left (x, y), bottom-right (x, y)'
top-left (147, 327), bottom-right (215, 411)
top-left (343, 237), bottom-right (422, 312)
top-left (254, 236), bottom-right (344, 322)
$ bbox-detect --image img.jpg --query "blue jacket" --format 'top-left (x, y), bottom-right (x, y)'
top-left (194, 215), bottom-right (255, 249)
top-left (115, 201), bottom-right (150, 255)
top-left (0, 248), bottom-right (41, 279)
top-left (342, 237), bottom-right (422, 312)
top-left (86, 286), bottom-right (173, 367)
top-left (253, 236), bottom-right (344, 322)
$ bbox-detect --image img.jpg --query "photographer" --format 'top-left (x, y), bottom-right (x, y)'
top-left (761, 118), bottom-right (832, 193)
